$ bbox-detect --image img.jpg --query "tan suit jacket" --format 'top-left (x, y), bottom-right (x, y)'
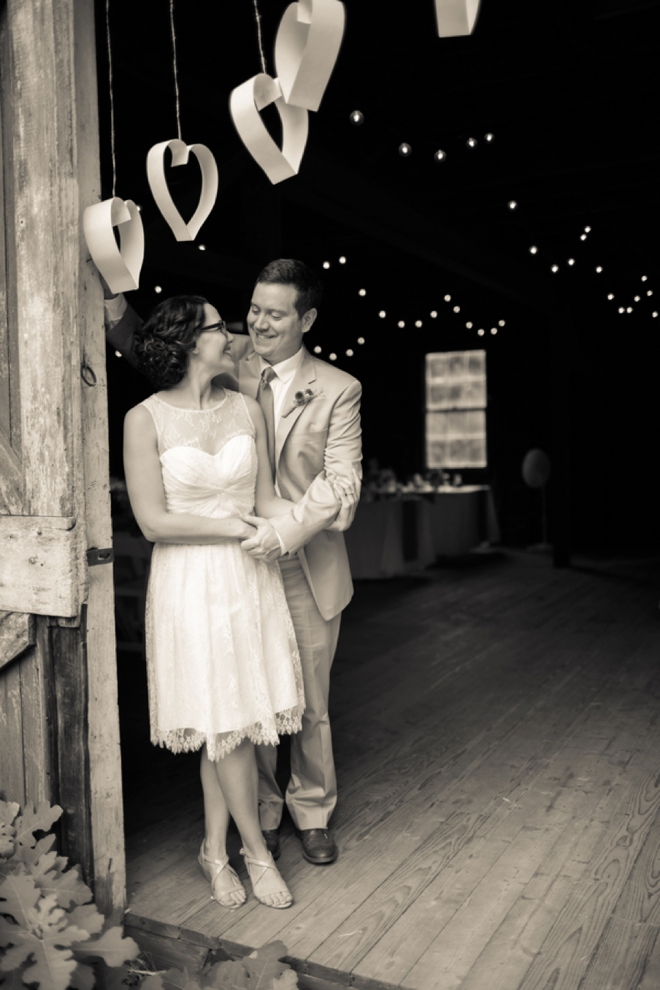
top-left (232, 338), bottom-right (362, 620)
top-left (107, 307), bottom-right (362, 620)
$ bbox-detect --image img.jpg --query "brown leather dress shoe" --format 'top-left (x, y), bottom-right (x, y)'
top-left (261, 829), bottom-right (281, 860)
top-left (298, 828), bottom-right (338, 865)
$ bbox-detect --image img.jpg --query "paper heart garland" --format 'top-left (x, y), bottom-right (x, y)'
top-left (434, 0), bottom-right (481, 37)
top-left (83, 197), bottom-right (144, 293)
top-left (146, 140), bottom-right (219, 241)
top-left (229, 73), bottom-right (308, 185)
top-left (274, 0), bottom-right (345, 112)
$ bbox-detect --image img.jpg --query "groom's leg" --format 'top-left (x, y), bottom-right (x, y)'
top-left (255, 743), bottom-right (284, 830)
top-left (278, 556), bottom-right (341, 830)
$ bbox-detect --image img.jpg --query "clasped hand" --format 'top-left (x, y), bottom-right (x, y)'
top-left (240, 515), bottom-right (282, 562)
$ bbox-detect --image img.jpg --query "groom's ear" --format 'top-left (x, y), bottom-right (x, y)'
top-left (302, 308), bottom-right (318, 333)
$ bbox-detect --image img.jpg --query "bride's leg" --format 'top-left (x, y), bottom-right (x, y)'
top-left (212, 739), bottom-right (291, 908)
top-left (199, 746), bottom-right (245, 907)
top-left (200, 746), bottom-right (231, 858)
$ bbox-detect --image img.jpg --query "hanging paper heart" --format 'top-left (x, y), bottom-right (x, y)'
top-left (229, 73), bottom-right (308, 185)
top-left (146, 140), bottom-right (219, 242)
top-left (434, 0), bottom-right (481, 37)
top-left (83, 197), bottom-right (144, 293)
top-left (274, 0), bottom-right (345, 112)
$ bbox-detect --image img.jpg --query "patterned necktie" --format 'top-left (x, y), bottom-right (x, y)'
top-left (258, 365), bottom-right (277, 478)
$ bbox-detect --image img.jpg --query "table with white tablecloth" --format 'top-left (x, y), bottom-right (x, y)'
top-left (344, 486), bottom-right (500, 579)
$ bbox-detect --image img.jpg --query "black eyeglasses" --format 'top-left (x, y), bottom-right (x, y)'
top-left (199, 320), bottom-right (228, 337)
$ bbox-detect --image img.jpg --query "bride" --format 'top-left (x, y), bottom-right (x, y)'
top-left (123, 294), bottom-right (304, 910)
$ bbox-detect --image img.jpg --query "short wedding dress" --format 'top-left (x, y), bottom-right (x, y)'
top-left (140, 389), bottom-right (304, 760)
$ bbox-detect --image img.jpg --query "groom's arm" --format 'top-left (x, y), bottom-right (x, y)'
top-left (104, 292), bottom-right (141, 368)
top-left (269, 380), bottom-right (363, 554)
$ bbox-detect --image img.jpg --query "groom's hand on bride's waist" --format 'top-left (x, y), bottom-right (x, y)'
top-left (240, 515), bottom-right (283, 562)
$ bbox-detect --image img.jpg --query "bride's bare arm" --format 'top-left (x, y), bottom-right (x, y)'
top-left (124, 405), bottom-right (256, 544)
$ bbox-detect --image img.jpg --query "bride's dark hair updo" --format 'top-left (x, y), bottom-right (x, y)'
top-left (134, 295), bottom-right (209, 389)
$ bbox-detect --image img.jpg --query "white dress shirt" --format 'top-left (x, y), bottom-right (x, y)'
top-left (258, 347), bottom-right (305, 428)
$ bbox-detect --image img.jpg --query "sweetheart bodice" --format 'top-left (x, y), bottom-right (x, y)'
top-left (141, 391), bottom-right (257, 518)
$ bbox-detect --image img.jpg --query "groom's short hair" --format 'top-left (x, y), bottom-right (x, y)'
top-left (256, 259), bottom-right (323, 318)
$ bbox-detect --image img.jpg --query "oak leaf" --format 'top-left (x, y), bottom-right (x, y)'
top-left (0, 874), bottom-right (41, 928)
top-left (204, 941), bottom-right (294, 990)
top-left (70, 926), bottom-right (139, 968)
top-left (0, 893), bottom-right (89, 990)
top-left (0, 803), bottom-right (19, 860)
top-left (13, 803), bottom-right (62, 852)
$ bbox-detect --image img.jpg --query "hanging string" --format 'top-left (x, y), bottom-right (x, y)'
top-left (252, 0), bottom-right (267, 74)
top-left (105, 0), bottom-right (117, 197)
top-left (169, 0), bottom-right (182, 140)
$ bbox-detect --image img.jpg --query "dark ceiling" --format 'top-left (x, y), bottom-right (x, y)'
top-left (97, 0), bottom-right (660, 550)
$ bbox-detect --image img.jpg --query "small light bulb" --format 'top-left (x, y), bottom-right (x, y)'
top-left (346, 349), bottom-right (354, 356)
top-left (453, 305), bottom-right (460, 313)
top-left (584, 226), bottom-right (591, 233)
top-left (607, 293), bottom-right (614, 300)
top-left (198, 244), bottom-right (206, 251)
top-left (357, 337), bottom-right (365, 344)
top-left (477, 329), bottom-right (485, 336)
top-left (339, 256), bottom-right (346, 264)
top-left (508, 200), bottom-right (517, 210)
top-left (618, 307), bottom-right (624, 313)
top-left (529, 246), bottom-right (538, 254)
top-left (484, 133), bottom-right (494, 142)
top-left (653, 312), bottom-right (658, 318)
top-left (323, 261), bottom-right (330, 269)
top-left (329, 353), bottom-right (337, 361)
top-left (350, 110), bottom-right (364, 125)
top-left (595, 266), bottom-right (603, 273)
top-left (379, 310), bottom-right (386, 318)
top-left (498, 319), bottom-right (505, 326)
top-left (466, 322), bottom-right (473, 329)
top-left (397, 320), bottom-right (405, 328)
top-left (154, 285), bottom-right (162, 293)
top-left (434, 150), bottom-right (447, 162)
top-left (648, 290), bottom-right (653, 296)
top-left (580, 234), bottom-right (587, 241)
top-left (314, 345), bottom-right (322, 354)
top-left (358, 288), bottom-right (366, 296)
top-left (634, 295), bottom-right (641, 302)
top-left (466, 137), bottom-right (478, 149)
top-left (568, 258), bottom-right (575, 265)
top-left (642, 275), bottom-right (648, 281)
top-left (430, 311), bottom-right (438, 318)
top-left (551, 265), bottom-right (559, 273)
top-left (626, 307), bottom-right (633, 313)
top-left (491, 327), bottom-right (497, 334)
top-left (415, 320), bottom-right (422, 328)
top-left (114, 350), bottom-right (122, 358)
top-left (398, 143), bottom-right (412, 157)
top-left (444, 294), bottom-right (451, 302)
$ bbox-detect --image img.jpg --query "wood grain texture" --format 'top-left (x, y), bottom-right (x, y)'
top-left (72, 0), bottom-right (126, 921)
top-left (0, 610), bottom-right (35, 669)
top-left (0, 514), bottom-right (84, 616)
top-left (123, 553), bottom-right (660, 990)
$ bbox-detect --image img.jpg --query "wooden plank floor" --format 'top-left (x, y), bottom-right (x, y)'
top-left (121, 549), bottom-right (660, 989)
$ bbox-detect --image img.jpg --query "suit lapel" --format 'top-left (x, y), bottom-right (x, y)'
top-left (275, 346), bottom-right (317, 458)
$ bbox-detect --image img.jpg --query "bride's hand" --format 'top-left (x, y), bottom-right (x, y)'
top-left (240, 515), bottom-right (282, 562)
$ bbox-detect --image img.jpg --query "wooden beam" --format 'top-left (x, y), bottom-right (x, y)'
top-left (0, 611), bottom-right (35, 670)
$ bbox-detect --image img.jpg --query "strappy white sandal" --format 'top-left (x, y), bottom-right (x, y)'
top-left (240, 847), bottom-right (293, 909)
top-left (198, 842), bottom-right (246, 909)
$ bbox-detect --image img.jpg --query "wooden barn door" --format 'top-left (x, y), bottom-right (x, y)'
top-left (0, 0), bottom-right (124, 918)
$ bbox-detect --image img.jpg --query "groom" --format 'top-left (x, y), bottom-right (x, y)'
top-left (105, 259), bottom-right (362, 865)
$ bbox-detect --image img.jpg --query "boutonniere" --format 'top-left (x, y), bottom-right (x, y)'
top-left (282, 387), bottom-right (323, 417)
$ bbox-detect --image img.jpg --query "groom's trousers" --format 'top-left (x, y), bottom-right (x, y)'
top-left (256, 554), bottom-right (342, 831)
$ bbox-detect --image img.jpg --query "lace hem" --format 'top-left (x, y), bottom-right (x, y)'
top-left (151, 706), bottom-right (304, 762)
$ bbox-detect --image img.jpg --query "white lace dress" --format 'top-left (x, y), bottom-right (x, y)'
top-left (140, 389), bottom-right (304, 760)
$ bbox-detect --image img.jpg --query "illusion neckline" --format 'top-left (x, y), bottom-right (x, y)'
top-left (151, 389), bottom-right (227, 412)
